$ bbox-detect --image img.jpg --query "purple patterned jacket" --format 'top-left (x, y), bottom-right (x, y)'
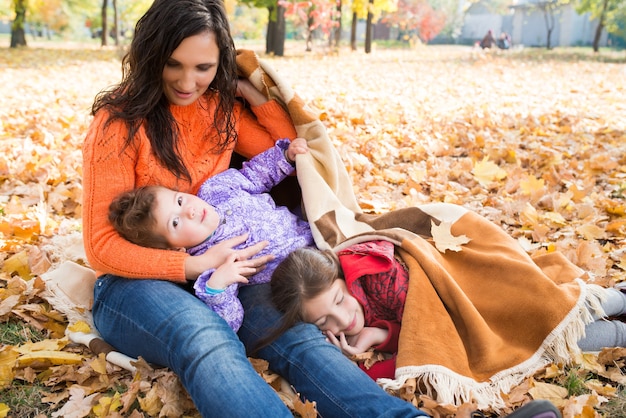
top-left (190, 139), bottom-right (314, 331)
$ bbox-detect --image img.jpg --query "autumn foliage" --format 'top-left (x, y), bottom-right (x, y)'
top-left (1, 43), bottom-right (625, 417)
top-left (381, 0), bottom-right (446, 43)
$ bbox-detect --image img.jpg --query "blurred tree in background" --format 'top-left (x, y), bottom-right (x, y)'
top-left (9, 0), bottom-right (27, 47)
top-left (2, 0), bottom-right (624, 52)
top-left (576, 0), bottom-right (626, 51)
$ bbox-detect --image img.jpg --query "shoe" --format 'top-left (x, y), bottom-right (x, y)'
top-left (504, 400), bottom-right (561, 418)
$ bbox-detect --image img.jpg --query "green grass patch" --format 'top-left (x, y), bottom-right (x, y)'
top-left (561, 368), bottom-right (591, 397)
top-left (0, 320), bottom-right (46, 346)
top-left (0, 381), bottom-right (54, 418)
top-left (598, 385), bottom-right (626, 417)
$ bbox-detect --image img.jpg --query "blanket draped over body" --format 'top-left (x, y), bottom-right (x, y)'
top-left (235, 50), bottom-right (605, 409)
top-left (43, 49), bottom-right (604, 410)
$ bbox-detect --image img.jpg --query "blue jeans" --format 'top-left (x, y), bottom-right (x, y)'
top-left (93, 276), bottom-right (426, 418)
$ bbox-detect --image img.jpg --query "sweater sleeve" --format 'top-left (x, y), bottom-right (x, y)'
top-left (82, 111), bottom-right (188, 281)
top-left (234, 139), bottom-right (294, 193)
top-left (234, 100), bottom-right (297, 159)
top-left (193, 275), bottom-right (244, 332)
top-left (370, 319), bottom-right (401, 353)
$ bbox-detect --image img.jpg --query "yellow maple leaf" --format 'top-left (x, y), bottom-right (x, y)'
top-left (542, 211), bottom-right (567, 226)
top-left (0, 403), bottom-right (10, 418)
top-left (472, 156), bottom-right (507, 187)
top-left (520, 175), bottom-right (545, 196)
top-left (15, 338), bottom-right (67, 354)
top-left (579, 352), bottom-right (606, 374)
top-left (1, 251), bottom-right (32, 280)
top-left (528, 381), bottom-right (568, 407)
top-left (576, 224), bottom-right (606, 241)
top-left (138, 385), bottom-right (162, 416)
top-left (93, 392), bottom-right (123, 417)
top-left (67, 321), bottom-right (91, 333)
top-left (88, 353), bottom-right (108, 375)
top-left (568, 183), bottom-right (589, 202)
top-left (431, 221), bottom-right (471, 253)
top-left (605, 201), bottom-right (626, 216)
top-left (17, 350), bottom-right (83, 367)
top-left (583, 379), bottom-right (617, 397)
top-left (0, 346), bottom-right (19, 389)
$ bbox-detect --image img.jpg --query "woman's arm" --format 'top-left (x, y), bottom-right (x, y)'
top-left (236, 79), bottom-right (268, 107)
top-left (82, 112), bottom-right (189, 282)
top-left (234, 100), bottom-right (297, 160)
top-left (83, 112), bottom-right (271, 282)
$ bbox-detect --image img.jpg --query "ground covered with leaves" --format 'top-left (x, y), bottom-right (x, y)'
top-left (1, 42), bottom-right (625, 417)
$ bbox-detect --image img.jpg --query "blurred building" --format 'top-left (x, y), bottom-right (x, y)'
top-left (459, 0), bottom-right (608, 47)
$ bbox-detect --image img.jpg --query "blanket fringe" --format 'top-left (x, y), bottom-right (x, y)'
top-left (379, 279), bottom-right (604, 411)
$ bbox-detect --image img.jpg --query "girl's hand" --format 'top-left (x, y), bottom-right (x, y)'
top-left (285, 137), bottom-right (308, 163)
top-left (325, 327), bottom-right (389, 357)
top-left (184, 233), bottom-right (274, 281)
top-left (236, 79), bottom-right (268, 107)
top-left (205, 253), bottom-right (254, 290)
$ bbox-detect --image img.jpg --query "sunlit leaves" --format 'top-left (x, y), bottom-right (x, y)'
top-left (472, 156), bottom-right (507, 187)
top-left (1, 45), bottom-right (626, 416)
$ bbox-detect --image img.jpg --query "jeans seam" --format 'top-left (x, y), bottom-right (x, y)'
top-left (251, 324), bottom-right (351, 417)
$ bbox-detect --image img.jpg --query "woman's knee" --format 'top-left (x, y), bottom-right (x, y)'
top-left (93, 276), bottom-right (243, 365)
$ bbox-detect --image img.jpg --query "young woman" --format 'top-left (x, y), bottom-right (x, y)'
top-left (82, 0), bottom-right (425, 416)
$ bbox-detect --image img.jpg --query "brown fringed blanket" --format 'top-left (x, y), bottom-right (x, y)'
top-left (43, 50), bottom-right (604, 410)
top-left (235, 50), bottom-right (606, 409)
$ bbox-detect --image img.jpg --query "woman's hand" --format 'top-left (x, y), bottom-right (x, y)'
top-left (184, 233), bottom-right (274, 281)
top-left (325, 327), bottom-right (389, 357)
top-left (236, 79), bottom-right (268, 107)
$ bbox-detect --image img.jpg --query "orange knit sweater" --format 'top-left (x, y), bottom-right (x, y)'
top-left (82, 95), bottom-right (297, 282)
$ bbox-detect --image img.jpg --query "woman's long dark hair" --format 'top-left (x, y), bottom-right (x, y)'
top-left (92, 0), bottom-right (238, 182)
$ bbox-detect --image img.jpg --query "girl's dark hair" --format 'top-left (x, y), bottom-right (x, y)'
top-left (92, 0), bottom-right (238, 182)
top-left (252, 247), bottom-right (342, 355)
top-left (108, 186), bottom-right (170, 249)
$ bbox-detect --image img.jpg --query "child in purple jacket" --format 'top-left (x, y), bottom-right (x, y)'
top-left (108, 138), bottom-right (313, 331)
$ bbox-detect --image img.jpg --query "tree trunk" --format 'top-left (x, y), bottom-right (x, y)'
top-left (306, 14), bottom-right (314, 51)
top-left (265, 5), bottom-right (286, 56)
top-left (101, 0), bottom-right (108, 46)
top-left (113, 0), bottom-right (119, 46)
top-left (593, 0), bottom-right (609, 52)
top-left (543, 5), bottom-right (555, 50)
top-left (365, 0), bottom-right (373, 53)
top-left (265, 6), bottom-right (275, 54)
top-left (350, 12), bottom-right (357, 51)
top-left (10, 0), bottom-right (27, 48)
top-left (332, 0), bottom-right (342, 49)
top-left (593, 21), bottom-right (604, 52)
